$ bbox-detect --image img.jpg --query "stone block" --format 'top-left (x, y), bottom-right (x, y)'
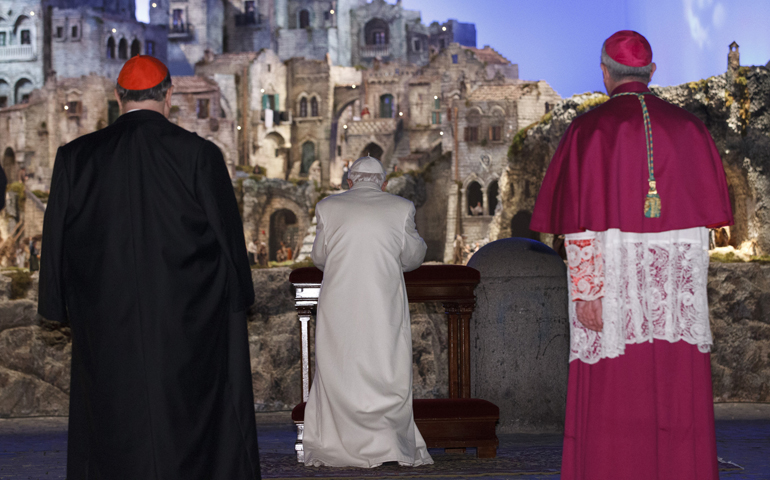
top-left (467, 237), bottom-right (569, 433)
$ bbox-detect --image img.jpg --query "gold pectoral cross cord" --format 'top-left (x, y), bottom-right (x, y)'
top-left (612, 91), bottom-right (661, 218)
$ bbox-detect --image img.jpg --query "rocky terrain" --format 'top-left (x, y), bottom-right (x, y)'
top-left (492, 65), bottom-right (770, 253)
top-left (0, 261), bottom-right (767, 417)
top-left (709, 263), bottom-right (770, 402)
top-left (0, 268), bottom-right (448, 417)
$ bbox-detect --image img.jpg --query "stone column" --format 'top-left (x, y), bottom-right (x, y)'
top-left (467, 237), bottom-right (569, 433)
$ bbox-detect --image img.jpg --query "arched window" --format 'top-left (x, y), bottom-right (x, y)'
top-left (106, 37), bottom-right (116, 59)
top-left (299, 97), bottom-right (308, 117)
top-left (301, 141), bottom-right (315, 174)
top-left (379, 94), bottom-right (394, 118)
top-left (310, 97), bottom-right (319, 117)
top-left (14, 78), bottom-right (33, 104)
top-left (118, 38), bottom-right (128, 59)
top-left (0, 80), bottom-right (11, 108)
top-left (365, 18), bottom-right (389, 45)
top-left (467, 181), bottom-right (483, 216)
top-left (487, 180), bottom-right (499, 215)
top-left (299, 9), bottom-right (310, 28)
top-left (130, 39), bottom-right (141, 57)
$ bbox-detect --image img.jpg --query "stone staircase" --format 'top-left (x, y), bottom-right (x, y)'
top-left (295, 217), bottom-right (316, 262)
top-left (295, 189), bottom-right (345, 262)
top-left (392, 131), bottom-right (411, 165)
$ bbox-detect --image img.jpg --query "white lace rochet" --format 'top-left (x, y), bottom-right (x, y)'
top-left (565, 228), bottom-right (712, 364)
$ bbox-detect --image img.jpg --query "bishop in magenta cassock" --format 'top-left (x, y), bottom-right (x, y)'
top-left (531, 31), bottom-right (733, 480)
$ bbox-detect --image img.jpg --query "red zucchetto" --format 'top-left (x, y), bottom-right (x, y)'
top-left (604, 30), bottom-right (652, 67)
top-left (117, 55), bottom-right (169, 90)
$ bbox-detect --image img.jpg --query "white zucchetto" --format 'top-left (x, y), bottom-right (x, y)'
top-left (347, 156), bottom-right (386, 186)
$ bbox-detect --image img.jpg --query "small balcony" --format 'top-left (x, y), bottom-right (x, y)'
top-left (168, 23), bottom-right (194, 40)
top-left (0, 45), bottom-right (35, 62)
top-left (360, 44), bottom-right (390, 58)
top-left (346, 118), bottom-right (396, 136)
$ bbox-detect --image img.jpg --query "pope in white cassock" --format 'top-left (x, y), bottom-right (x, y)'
top-left (303, 156), bottom-right (433, 468)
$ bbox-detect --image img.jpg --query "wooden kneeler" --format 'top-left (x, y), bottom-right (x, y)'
top-left (289, 265), bottom-right (499, 462)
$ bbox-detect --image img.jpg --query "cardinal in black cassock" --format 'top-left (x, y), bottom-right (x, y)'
top-left (38, 56), bottom-right (261, 480)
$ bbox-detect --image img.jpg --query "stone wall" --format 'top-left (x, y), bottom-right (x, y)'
top-left (1, 262), bottom-right (768, 417)
top-left (709, 263), bottom-right (770, 402)
top-left (0, 267), bottom-right (448, 416)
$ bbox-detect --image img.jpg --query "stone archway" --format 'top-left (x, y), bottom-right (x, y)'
top-left (360, 142), bottom-right (383, 160)
top-left (466, 181), bottom-right (483, 215)
top-left (722, 163), bottom-right (750, 248)
top-left (254, 196), bottom-right (310, 263)
top-left (2, 147), bottom-right (16, 183)
top-left (269, 208), bottom-right (298, 261)
top-left (14, 78), bottom-right (33, 104)
top-left (510, 210), bottom-right (539, 241)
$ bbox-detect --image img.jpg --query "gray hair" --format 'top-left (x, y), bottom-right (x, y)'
top-left (116, 72), bottom-right (173, 103)
top-left (601, 43), bottom-right (653, 83)
top-left (348, 170), bottom-right (385, 187)
top-left (347, 156), bottom-right (386, 187)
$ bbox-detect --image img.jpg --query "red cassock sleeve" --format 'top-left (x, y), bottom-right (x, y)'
top-left (531, 93), bottom-right (734, 234)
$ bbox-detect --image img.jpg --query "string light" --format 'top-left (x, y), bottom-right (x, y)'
top-left (151, 2), bottom-right (157, 7)
top-left (112, 28), bottom-right (117, 33)
top-left (343, 124), bottom-right (348, 129)
top-left (351, 85), bottom-right (356, 89)
top-left (440, 131), bottom-right (444, 135)
top-left (260, 88), bottom-right (265, 93)
top-left (30, 11), bottom-right (35, 16)
top-left (399, 112), bottom-right (403, 116)
top-left (237, 125), bottom-right (242, 130)
top-left (63, 105), bottom-right (69, 110)
top-left (330, 9), bottom-right (334, 14)
top-left (442, 26), bottom-right (446, 31)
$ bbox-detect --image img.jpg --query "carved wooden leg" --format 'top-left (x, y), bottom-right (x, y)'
top-left (458, 302), bottom-right (474, 399)
top-left (443, 302), bottom-right (461, 399)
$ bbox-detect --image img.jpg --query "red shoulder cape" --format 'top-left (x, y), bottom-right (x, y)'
top-left (531, 82), bottom-right (733, 234)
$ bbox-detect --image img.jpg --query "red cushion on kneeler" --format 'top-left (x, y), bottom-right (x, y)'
top-left (291, 398), bottom-right (498, 422)
top-left (292, 402), bottom-right (306, 422)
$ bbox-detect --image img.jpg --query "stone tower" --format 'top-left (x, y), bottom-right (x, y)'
top-left (728, 41), bottom-right (740, 71)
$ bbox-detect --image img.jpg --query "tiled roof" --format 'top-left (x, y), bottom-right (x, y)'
top-left (171, 76), bottom-right (218, 94)
top-left (200, 52), bottom-right (257, 67)
top-left (462, 46), bottom-right (511, 65)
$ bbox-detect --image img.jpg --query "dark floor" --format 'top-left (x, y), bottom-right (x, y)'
top-left (0, 404), bottom-right (768, 479)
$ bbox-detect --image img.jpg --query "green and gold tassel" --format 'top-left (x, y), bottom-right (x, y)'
top-left (612, 91), bottom-right (661, 219)
top-left (644, 180), bottom-right (661, 218)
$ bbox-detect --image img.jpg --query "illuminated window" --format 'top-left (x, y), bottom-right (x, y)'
top-left (196, 99), bottom-right (210, 119)
top-left (490, 125), bottom-right (502, 142)
top-left (464, 126), bottom-right (478, 142)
